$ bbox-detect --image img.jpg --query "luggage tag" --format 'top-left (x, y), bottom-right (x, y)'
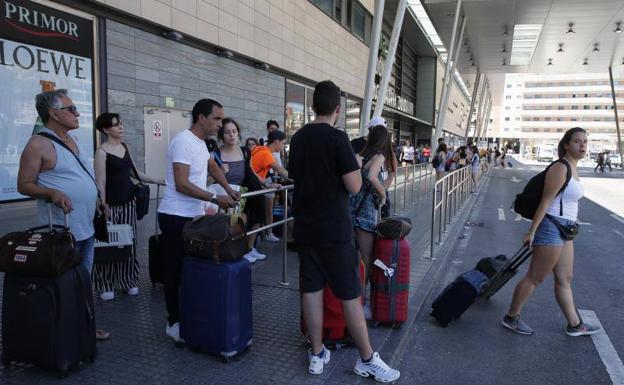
top-left (373, 259), bottom-right (395, 277)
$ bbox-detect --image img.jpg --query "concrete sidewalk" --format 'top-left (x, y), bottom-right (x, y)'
top-left (0, 179), bottom-right (443, 385)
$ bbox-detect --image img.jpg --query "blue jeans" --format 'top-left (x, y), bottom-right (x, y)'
top-left (75, 236), bottom-right (95, 274)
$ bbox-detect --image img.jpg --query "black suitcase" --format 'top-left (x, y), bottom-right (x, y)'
top-left (430, 270), bottom-right (488, 327)
top-left (475, 255), bottom-right (508, 279)
top-left (149, 185), bottom-right (164, 285)
top-left (2, 266), bottom-right (97, 377)
top-left (480, 246), bottom-right (532, 299)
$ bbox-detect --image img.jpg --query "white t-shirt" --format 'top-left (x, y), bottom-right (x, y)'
top-left (402, 146), bottom-right (415, 161)
top-left (158, 130), bottom-right (210, 218)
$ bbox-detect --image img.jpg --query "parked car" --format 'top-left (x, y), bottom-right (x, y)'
top-left (608, 154), bottom-right (621, 167)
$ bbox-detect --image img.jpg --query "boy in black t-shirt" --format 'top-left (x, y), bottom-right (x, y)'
top-left (288, 81), bottom-right (400, 382)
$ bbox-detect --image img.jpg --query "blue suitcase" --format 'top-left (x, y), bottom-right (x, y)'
top-left (430, 269), bottom-right (488, 327)
top-left (179, 256), bottom-right (253, 362)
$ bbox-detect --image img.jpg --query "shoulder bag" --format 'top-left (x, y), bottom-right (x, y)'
top-left (122, 143), bottom-right (150, 220)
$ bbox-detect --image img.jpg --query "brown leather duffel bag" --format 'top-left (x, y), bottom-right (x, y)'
top-left (182, 213), bottom-right (249, 263)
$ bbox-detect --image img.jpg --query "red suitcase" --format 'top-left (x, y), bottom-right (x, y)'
top-left (371, 238), bottom-right (410, 326)
top-left (301, 260), bottom-right (365, 349)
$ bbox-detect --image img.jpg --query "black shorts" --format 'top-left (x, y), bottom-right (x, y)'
top-left (298, 241), bottom-right (362, 300)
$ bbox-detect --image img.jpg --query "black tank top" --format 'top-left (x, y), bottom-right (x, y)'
top-left (105, 151), bottom-right (134, 204)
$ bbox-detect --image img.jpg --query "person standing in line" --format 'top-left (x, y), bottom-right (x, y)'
top-left (250, 130), bottom-right (289, 242)
top-left (470, 145), bottom-right (480, 194)
top-left (401, 139), bottom-right (415, 180)
top-left (93, 113), bottom-right (165, 301)
top-left (502, 127), bottom-right (600, 337)
top-left (17, 89), bottom-right (110, 340)
top-left (158, 99), bottom-right (237, 343)
top-left (214, 118), bottom-right (273, 263)
top-left (289, 80), bottom-right (400, 382)
top-left (434, 143), bottom-right (447, 180)
top-left (423, 145), bottom-right (431, 163)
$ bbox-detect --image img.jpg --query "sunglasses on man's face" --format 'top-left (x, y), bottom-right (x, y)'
top-left (54, 104), bottom-right (78, 114)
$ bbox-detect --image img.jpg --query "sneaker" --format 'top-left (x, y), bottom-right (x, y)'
top-left (265, 233), bottom-right (280, 242)
top-left (127, 287), bottom-right (139, 296)
top-left (354, 352), bottom-right (400, 383)
top-left (308, 346), bottom-right (331, 375)
top-left (501, 315), bottom-right (534, 335)
top-left (566, 322), bottom-right (601, 337)
top-left (99, 291), bottom-right (114, 301)
top-left (243, 250), bottom-right (257, 263)
top-left (250, 248), bottom-right (266, 261)
top-left (165, 322), bottom-right (185, 344)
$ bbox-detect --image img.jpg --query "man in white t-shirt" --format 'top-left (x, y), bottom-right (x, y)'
top-left (158, 99), bottom-right (238, 343)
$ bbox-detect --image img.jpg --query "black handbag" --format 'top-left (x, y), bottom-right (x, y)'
top-left (122, 143), bottom-right (150, 220)
top-left (38, 133), bottom-right (109, 242)
top-left (546, 215), bottom-right (579, 240)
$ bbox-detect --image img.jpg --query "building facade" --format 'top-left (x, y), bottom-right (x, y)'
top-left (498, 73), bottom-right (624, 157)
top-left (0, 0), bottom-right (467, 203)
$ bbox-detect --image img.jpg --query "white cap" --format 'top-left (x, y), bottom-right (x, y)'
top-left (366, 116), bottom-right (386, 129)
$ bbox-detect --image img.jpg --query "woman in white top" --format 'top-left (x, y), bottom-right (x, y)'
top-left (469, 145), bottom-right (480, 193)
top-left (502, 127), bottom-right (600, 337)
top-left (402, 139), bottom-right (415, 180)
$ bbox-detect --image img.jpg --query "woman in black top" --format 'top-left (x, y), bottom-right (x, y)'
top-left (93, 113), bottom-right (164, 301)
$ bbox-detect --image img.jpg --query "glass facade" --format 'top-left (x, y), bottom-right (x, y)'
top-left (310, 0), bottom-right (372, 44)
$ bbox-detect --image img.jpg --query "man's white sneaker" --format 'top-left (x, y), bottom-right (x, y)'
top-left (308, 346), bottom-right (331, 375)
top-left (250, 248), bottom-right (266, 261)
top-left (127, 287), bottom-right (139, 296)
top-left (354, 352), bottom-right (400, 383)
top-left (243, 250), bottom-right (257, 263)
top-left (265, 233), bottom-right (280, 242)
top-left (165, 322), bottom-right (184, 344)
top-left (100, 291), bottom-right (114, 301)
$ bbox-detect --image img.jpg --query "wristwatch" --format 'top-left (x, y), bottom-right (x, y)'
top-left (209, 195), bottom-right (219, 205)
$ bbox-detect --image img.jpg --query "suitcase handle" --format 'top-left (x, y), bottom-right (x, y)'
top-left (506, 245), bottom-right (532, 271)
top-left (46, 202), bottom-right (70, 231)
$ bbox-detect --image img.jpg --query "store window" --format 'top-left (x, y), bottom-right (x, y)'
top-left (345, 99), bottom-right (361, 139)
top-left (285, 81), bottom-right (306, 142)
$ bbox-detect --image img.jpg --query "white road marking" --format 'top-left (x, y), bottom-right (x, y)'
top-left (611, 214), bottom-right (624, 225)
top-left (510, 176), bottom-right (522, 183)
top-left (498, 208), bottom-right (506, 221)
top-left (614, 229), bottom-right (624, 239)
top-left (578, 221), bottom-right (592, 226)
top-left (578, 309), bottom-right (624, 385)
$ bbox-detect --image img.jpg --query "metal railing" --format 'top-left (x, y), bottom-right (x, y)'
top-left (388, 163), bottom-right (435, 214)
top-left (430, 165), bottom-right (489, 260)
top-left (239, 185), bottom-right (294, 287)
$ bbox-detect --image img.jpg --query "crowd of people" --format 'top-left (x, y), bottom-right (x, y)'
top-left (14, 83), bottom-right (501, 382)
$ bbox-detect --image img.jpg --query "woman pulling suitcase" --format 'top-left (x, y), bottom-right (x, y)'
top-left (502, 127), bottom-right (600, 336)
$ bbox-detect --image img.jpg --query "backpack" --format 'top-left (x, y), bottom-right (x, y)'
top-left (432, 154), bottom-right (442, 168)
top-left (513, 160), bottom-right (572, 219)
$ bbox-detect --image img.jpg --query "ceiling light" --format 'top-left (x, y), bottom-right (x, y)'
top-left (255, 62), bottom-right (270, 70)
top-left (615, 22), bottom-right (623, 33)
top-left (583, 58), bottom-right (588, 65)
top-left (510, 24), bottom-right (543, 65)
top-left (466, 47), bottom-right (470, 54)
top-left (547, 58), bottom-right (553, 66)
top-left (501, 46), bottom-right (507, 53)
top-left (502, 58), bottom-right (507, 66)
top-left (566, 22), bottom-right (575, 34)
top-left (503, 25), bottom-right (509, 36)
top-left (557, 43), bottom-right (564, 53)
top-left (162, 30), bottom-right (184, 42)
top-left (593, 43), bottom-right (600, 52)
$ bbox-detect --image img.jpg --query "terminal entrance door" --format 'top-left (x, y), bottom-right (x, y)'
top-left (143, 107), bottom-right (191, 198)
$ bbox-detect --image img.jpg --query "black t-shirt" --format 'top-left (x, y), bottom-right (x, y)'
top-left (351, 136), bottom-right (367, 154)
top-left (288, 123), bottom-right (360, 246)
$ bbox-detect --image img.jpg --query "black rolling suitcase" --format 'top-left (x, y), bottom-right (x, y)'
top-left (149, 185), bottom-right (164, 285)
top-left (480, 246), bottom-right (532, 299)
top-left (2, 266), bottom-right (97, 377)
top-left (430, 270), bottom-right (488, 327)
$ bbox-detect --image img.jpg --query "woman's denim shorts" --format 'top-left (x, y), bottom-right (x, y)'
top-left (532, 215), bottom-right (577, 247)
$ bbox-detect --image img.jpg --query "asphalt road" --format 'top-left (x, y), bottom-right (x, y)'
top-left (396, 161), bottom-right (624, 385)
